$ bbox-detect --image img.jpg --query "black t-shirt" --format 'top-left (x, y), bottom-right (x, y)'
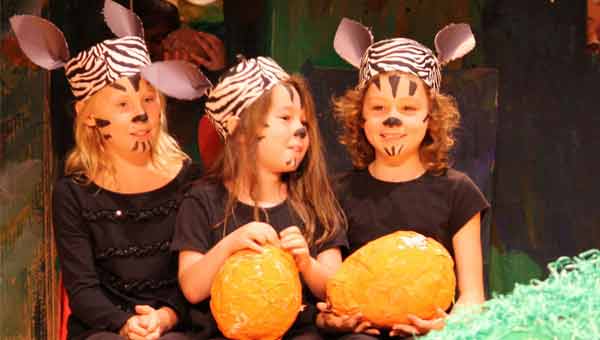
top-left (335, 168), bottom-right (490, 257)
top-left (52, 161), bottom-right (202, 340)
top-left (171, 180), bottom-right (348, 335)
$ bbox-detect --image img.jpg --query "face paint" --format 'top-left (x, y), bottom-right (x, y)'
top-left (256, 83), bottom-right (309, 175)
top-left (293, 127), bottom-right (307, 139)
top-left (372, 77), bottom-right (381, 91)
top-left (362, 72), bottom-right (430, 162)
top-left (409, 80), bottom-right (418, 96)
top-left (423, 114), bottom-right (430, 122)
top-left (388, 75), bottom-right (401, 98)
top-left (109, 82), bottom-right (127, 92)
top-left (128, 74), bottom-right (141, 92)
top-left (131, 113), bottom-right (149, 123)
top-left (88, 77), bottom-right (160, 156)
top-left (95, 118), bottom-right (111, 128)
top-left (382, 117), bottom-right (403, 127)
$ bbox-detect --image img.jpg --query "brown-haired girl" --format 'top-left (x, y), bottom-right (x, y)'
top-left (172, 57), bottom-right (347, 340)
top-left (317, 19), bottom-right (490, 339)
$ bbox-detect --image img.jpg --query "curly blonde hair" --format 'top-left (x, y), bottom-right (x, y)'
top-left (333, 73), bottom-right (459, 174)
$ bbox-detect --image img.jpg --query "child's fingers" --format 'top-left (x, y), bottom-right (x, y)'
top-left (354, 320), bottom-right (377, 334)
top-left (280, 226), bottom-right (301, 237)
top-left (390, 323), bottom-right (418, 336)
top-left (243, 239), bottom-right (264, 253)
top-left (316, 301), bottom-right (331, 312)
top-left (291, 247), bottom-right (309, 256)
top-left (134, 305), bottom-right (154, 315)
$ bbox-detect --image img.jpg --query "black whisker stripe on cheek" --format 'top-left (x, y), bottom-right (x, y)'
top-left (391, 145), bottom-right (396, 155)
top-left (384, 147), bottom-right (392, 156)
top-left (95, 118), bottom-right (111, 128)
top-left (132, 113), bottom-right (149, 123)
top-left (128, 74), bottom-right (141, 92)
top-left (132, 141), bottom-right (139, 151)
top-left (423, 114), bottom-right (430, 123)
top-left (409, 80), bottom-right (417, 96)
top-left (389, 75), bottom-right (401, 98)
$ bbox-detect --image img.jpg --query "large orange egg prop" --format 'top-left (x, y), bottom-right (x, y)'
top-left (210, 246), bottom-right (303, 340)
top-left (327, 230), bottom-right (456, 328)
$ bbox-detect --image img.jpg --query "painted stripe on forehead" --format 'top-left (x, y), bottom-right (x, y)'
top-left (128, 74), bottom-right (141, 92)
top-left (388, 75), bottom-right (401, 98)
top-left (109, 82), bottom-right (127, 92)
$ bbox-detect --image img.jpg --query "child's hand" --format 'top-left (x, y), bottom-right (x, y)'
top-left (226, 222), bottom-right (279, 254)
top-left (389, 308), bottom-right (447, 337)
top-left (135, 305), bottom-right (162, 339)
top-left (119, 314), bottom-right (150, 339)
top-left (315, 302), bottom-right (380, 335)
top-left (280, 226), bottom-right (311, 271)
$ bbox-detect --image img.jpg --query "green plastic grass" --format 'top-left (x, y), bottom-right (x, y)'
top-left (422, 249), bottom-right (600, 340)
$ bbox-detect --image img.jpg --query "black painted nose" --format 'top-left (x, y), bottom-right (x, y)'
top-left (132, 113), bottom-right (149, 123)
top-left (382, 117), bottom-right (402, 127)
top-left (294, 127), bottom-right (307, 139)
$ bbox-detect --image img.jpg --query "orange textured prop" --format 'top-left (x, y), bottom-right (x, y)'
top-left (211, 246), bottom-right (302, 340)
top-left (327, 230), bottom-right (456, 328)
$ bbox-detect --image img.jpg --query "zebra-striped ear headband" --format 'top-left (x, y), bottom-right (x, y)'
top-left (205, 56), bottom-right (290, 139)
top-left (9, 0), bottom-right (210, 102)
top-left (334, 18), bottom-right (475, 92)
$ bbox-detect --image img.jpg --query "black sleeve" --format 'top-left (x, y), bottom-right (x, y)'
top-left (315, 224), bottom-right (349, 255)
top-left (53, 180), bottom-right (132, 332)
top-left (171, 191), bottom-right (213, 253)
top-left (448, 174), bottom-right (490, 236)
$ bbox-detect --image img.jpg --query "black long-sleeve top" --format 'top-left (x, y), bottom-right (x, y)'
top-left (52, 161), bottom-right (201, 340)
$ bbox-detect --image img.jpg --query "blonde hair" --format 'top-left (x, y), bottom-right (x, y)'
top-left (207, 75), bottom-right (346, 247)
top-left (65, 90), bottom-right (189, 183)
top-left (333, 73), bottom-right (460, 174)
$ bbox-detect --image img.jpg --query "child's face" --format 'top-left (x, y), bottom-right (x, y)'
top-left (362, 72), bottom-right (430, 162)
top-left (256, 83), bottom-right (309, 175)
top-left (82, 76), bottom-right (161, 156)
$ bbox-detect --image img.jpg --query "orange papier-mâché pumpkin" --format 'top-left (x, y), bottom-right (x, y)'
top-left (327, 230), bottom-right (456, 328)
top-left (210, 245), bottom-right (303, 340)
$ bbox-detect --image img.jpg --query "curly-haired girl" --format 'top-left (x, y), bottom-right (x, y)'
top-left (317, 18), bottom-right (490, 339)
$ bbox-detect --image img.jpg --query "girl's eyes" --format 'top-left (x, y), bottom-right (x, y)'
top-left (371, 105), bottom-right (385, 111)
top-left (144, 96), bottom-right (156, 103)
top-left (117, 102), bottom-right (128, 108)
top-left (279, 115), bottom-right (291, 121)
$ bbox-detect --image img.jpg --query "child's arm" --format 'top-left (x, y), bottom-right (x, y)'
top-left (453, 212), bottom-right (485, 306)
top-left (178, 222), bottom-right (280, 304)
top-left (389, 212), bottom-right (485, 337)
top-left (280, 226), bottom-right (343, 300)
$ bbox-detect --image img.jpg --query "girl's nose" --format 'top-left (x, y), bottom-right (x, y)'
top-left (293, 126), bottom-right (307, 139)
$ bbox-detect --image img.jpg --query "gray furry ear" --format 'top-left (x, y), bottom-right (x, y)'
top-left (103, 0), bottom-right (144, 38)
top-left (142, 61), bottom-right (212, 100)
top-left (333, 17), bottom-right (374, 68)
top-left (434, 23), bottom-right (476, 65)
top-left (9, 15), bottom-right (70, 70)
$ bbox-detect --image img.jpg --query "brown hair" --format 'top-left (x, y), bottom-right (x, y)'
top-left (333, 72), bottom-right (459, 173)
top-left (206, 75), bottom-right (346, 247)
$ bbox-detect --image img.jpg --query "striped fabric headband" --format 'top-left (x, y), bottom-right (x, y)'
top-left (334, 18), bottom-right (476, 92)
top-left (205, 56), bottom-right (290, 139)
top-left (10, 0), bottom-right (210, 102)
